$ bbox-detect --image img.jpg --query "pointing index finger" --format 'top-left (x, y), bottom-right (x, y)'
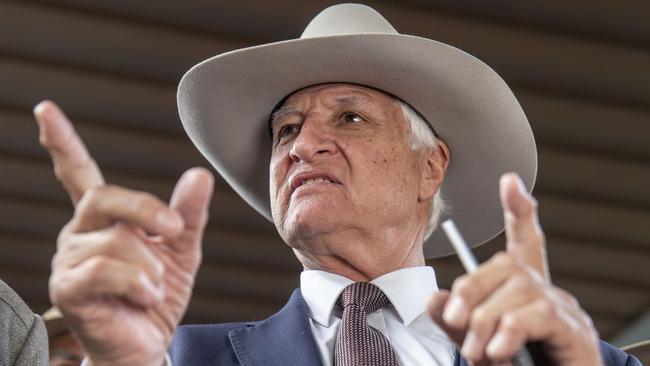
top-left (500, 173), bottom-right (549, 280)
top-left (34, 101), bottom-right (105, 205)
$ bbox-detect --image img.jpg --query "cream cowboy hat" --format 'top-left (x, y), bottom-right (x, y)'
top-left (177, 3), bottom-right (537, 258)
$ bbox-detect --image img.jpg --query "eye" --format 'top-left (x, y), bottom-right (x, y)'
top-left (342, 112), bottom-right (364, 124)
top-left (276, 124), bottom-right (300, 142)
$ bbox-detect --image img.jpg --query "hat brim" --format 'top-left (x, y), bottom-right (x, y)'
top-left (178, 33), bottom-right (537, 258)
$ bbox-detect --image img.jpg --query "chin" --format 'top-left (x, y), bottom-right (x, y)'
top-left (279, 204), bottom-right (340, 246)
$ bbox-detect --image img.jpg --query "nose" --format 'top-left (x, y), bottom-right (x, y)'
top-left (289, 119), bottom-right (336, 163)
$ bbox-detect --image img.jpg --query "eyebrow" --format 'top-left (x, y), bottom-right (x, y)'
top-left (267, 91), bottom-right (373, 139)
top-left (271, 105), bottom-right (301, 122)
top-left (268, 105), bottom-right (302, 139)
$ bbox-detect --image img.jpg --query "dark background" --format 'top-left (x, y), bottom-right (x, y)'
top-left (0, 0), bottom-right (648, 346)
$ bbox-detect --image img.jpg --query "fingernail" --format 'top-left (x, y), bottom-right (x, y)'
top-left (486, 332), bottom-right (509, 358)
top-left (33, 101), bottom-right (49, 118)
top-left (156, 210), bottom-right (182, 233)
top-left (512, 174), bottom-right (527, 195)
top-left (461, 331), bottom-right (481, 361)
top-left (443, 296), bottom-right (467, 326)
top-left (34, 103), bottom-right (48, 141)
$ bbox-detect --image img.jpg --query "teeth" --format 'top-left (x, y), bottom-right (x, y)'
top-left (301, 177), bottom-right (333, 186)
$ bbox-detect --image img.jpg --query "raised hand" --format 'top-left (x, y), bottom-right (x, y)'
top-left (35, 101), bottom-right (214, 366)
top-left (428, 173), bottom-right (603, 365)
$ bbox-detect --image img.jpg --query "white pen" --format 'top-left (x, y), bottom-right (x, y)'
top-left (441, 219), bottom-right (536, 366)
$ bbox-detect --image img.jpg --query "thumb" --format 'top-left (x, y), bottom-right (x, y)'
top-left (169, 167), bottom-right (214, 253)
top-left (500, 173), bottom-right (549, 281)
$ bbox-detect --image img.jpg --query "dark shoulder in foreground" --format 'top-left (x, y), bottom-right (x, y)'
top-left (600, 340), bottom-right (644, 366)
top-left (0, 279), bottom-right (48, 365)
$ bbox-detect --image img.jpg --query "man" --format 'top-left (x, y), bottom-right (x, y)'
top-left (43, 307), bottom-right (85, 365)
top-left (0, 278), bottom-right (48, 365)
top-left (35, 3), bottom-right (640, 366)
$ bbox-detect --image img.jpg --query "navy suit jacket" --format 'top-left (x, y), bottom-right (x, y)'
top-left (169, 289), bottom-right (642, 365)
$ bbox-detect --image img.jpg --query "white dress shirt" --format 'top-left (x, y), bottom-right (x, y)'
top-left (301, 266), bottom-right (455, 366)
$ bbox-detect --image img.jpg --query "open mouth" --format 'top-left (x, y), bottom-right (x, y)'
top-left (290, 172), bottom-right (341, 194)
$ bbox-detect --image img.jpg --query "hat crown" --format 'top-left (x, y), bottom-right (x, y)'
top-left (301, 3), bottom-right (398, 38)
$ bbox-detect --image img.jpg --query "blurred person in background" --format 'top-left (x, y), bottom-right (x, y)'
top-left (0, 278), bottom-right (48, 365)
top-left (43, 307), bottom-right (85, 366)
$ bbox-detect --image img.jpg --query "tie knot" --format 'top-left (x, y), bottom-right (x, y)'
top-left (337, 282), bottom-right (390, 314)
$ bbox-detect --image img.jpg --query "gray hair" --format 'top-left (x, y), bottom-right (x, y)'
top-left (396, 100), bottom-right (447, 240)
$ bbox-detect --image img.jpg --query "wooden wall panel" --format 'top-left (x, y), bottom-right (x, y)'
top-left (0, 0), bottom-right (647, 342)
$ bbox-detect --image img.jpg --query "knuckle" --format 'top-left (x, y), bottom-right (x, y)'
top-left (469, 307), bottom-right (491, 333)
top-left (500, 313), bottom-right (523, 337)
top-left (556, 287), bottom-right (580, 308)
top-left (564, 316), bottom-right (582, 338)
top-left (85, 256), bottom-right (111, 277)
top-left (520, 195), bottom-right (538, 216)
top-left (492, 251), bottom-right (515, 269)
top-left (53, 164), bottom-right (66, 182)
top-left (106, 225), bottom-right (133, 248)
top-left (500, 312), bottom-right (518, 330)
top-left (130, 191), bottom-right (160, 213)
top-left (509, 273), bottom-right (536, 295)
top-left (56, 224), bottom-right (73, 250)
top-left (510, 272), bottom-right (530, 287)
top-left (48, 274), bottom-right (63, 305)
top-left (451, 276), bottom-right (473, 299)
top-left (127, 270), bottom-right (148, 295)
top-left (75, 186), bottom-right (106, 215)
top-left (49, 269), bottom-right (76, 307)
top-left (537, 298), bottom-right (558, 321)
top-left (51, 251), bottom-right (64, 269)
top-left (83, 185), bottom-right (107, 203)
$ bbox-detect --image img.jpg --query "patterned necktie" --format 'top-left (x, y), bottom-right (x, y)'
top-left (334, 282), bottom-right (399, 366)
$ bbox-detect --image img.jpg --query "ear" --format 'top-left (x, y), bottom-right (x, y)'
top-left (418, 139), bottom-right (450, 201)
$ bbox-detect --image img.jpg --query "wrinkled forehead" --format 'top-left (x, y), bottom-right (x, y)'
top-left (268, 83), bottom-right (401, 136)
top-left (273, 83), bottom-right (401, 116)
top-left (282, 83), bottom-right (395, 108)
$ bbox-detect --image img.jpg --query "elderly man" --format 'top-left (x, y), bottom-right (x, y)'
top-left (35, 4), bottom-right (640, 366)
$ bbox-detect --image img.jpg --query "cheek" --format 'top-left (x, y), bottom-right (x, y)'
top-left (368, 145), bottom-right (420, 196)
top-left (269, 158), bottom-right (287, 202)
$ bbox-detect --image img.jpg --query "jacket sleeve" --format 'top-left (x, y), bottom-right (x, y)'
top-left (13, 314), bottom-right (48, 366)
top-left (0, 279), bottom-right (48, 366)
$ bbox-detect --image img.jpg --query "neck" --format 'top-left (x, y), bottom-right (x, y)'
top-left (292, 224), bottom-right (427, 281)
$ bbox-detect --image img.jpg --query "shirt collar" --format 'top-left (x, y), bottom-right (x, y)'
top-left (300, 266), bottom-right (439, 327)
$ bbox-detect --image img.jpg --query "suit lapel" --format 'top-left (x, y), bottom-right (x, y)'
top-left (229, 289), bottom-right (322, 366)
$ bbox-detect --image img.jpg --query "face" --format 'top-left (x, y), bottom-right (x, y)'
top-left (269, 84), bottom-right (434, 260)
